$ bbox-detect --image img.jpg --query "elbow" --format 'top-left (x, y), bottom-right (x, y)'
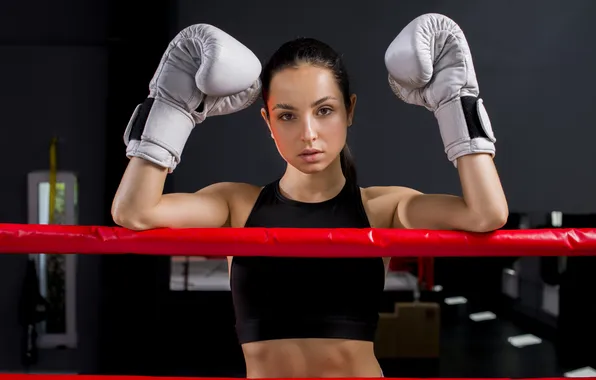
top-left (111, 205), bottom-right (153, 231)
top-left (473, 208), bottom-right (509, 233)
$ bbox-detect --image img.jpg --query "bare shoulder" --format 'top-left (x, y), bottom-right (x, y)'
top-left (196, 182), bottom-right (262, 228)
top-left (361, 186), bottom-right (422, 228)
top-left (196, 181), bottom-right (262, 207)
top-left (362, 185), bottom-right (421, 202)
top-left (196, 181), bottom-right (261, 197)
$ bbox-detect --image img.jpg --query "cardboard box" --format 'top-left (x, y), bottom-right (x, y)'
top-left (374, 302), bottom-right (440, 358)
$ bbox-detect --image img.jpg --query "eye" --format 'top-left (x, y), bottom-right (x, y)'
top-left (278, 113), bottom-right (295, 121)
top-left (317, 107), bottom-right (333, 116)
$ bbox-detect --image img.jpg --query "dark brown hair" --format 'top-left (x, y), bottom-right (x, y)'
top-left (261, 37), bottom-right (357, 184)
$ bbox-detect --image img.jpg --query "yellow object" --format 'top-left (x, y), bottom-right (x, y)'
top-left (49, 137), bottom-right (57, 224)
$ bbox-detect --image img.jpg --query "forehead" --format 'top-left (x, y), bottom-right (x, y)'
top-left (268, 65), bottom-right (341, 106)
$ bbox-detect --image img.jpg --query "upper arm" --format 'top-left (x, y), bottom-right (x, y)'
top-left (125, 182), bottom-right (252, 230)
top-left (363, 186), bottom-right (421, 229)
top-left (364, 186), bottom-right (454, 230)
top-left (365, 154), bottom-right (508, 232)
top-left (366, 185), bottom-right (504, 232)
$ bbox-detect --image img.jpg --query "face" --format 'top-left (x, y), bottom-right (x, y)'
top-left (261, 64), bottom-right (356, 174)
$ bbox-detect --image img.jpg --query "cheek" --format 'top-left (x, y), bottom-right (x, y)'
top-left (270, 124), bottom-right (296, 150)
top-left (320, 118), bottom-right (347, 146)
top-left (271, 124), bottom-right (289, 139)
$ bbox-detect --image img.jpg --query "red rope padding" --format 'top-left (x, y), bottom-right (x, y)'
top-left (0, 377), bottom-right (581, 380)
top-left (0, 223), bottom-right (595, 257)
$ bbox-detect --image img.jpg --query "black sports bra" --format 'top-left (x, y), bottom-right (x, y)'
top-left (230, 179), bottom-right (385, 344)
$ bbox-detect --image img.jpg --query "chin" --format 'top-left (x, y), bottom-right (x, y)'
top-left (293, 161), bottom-right (330, 174)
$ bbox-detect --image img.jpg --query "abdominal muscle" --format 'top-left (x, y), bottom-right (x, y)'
top-left (241, 338), bottom-right (382, 378)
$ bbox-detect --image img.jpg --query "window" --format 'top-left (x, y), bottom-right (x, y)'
top-left (27, 171), bottom-right (78, 349)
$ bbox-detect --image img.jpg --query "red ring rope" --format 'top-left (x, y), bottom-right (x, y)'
top-left (0, 376), bottom-right (580, 380)
top-left (0, 223), bottom-right (595, 257)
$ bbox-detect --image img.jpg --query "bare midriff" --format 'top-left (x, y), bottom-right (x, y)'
top-left (242, 338), bottom-right (382, 378)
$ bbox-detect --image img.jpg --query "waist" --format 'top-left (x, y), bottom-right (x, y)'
top-left (242, 338), bottom-right (381, 378)
top-left (236, 317), bottom-right (378, 344)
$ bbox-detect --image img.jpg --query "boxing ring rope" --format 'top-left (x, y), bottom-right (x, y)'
top-left (6, 377), bottom-right (590, 380)
top-left (2, 223), bottom-right (596, 380)
top-left (5, 376), bottom-right (579, 380)
top-left (1, 223), bottom-right (596, 257)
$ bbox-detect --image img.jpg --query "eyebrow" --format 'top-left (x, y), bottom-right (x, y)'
top-left (272, 96), bottom-right (337, 111)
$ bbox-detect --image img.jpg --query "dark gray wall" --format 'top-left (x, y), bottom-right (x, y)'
top-left (0, 0), bottom-right (108, 371)
top-left (175, 0), bottom-right (596, 214)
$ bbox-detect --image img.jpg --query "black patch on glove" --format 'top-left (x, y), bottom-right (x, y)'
top-left (196, 100), bottom-right (205, 113)
top-left (461, 96), bottom-right (488, 139)
top-left (129, 98), bottom-right (155, 140)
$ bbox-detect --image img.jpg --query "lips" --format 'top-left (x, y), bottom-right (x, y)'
top-left (299, 149), bottom-right (322, 156)
top-left (299, 149), bottom-right (323, 163)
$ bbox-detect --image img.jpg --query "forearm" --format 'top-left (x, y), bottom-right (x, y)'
top-left (398, 154), bottom-right (507, 232)
top-left (456, 153), bottom-right (508, 229)
top-left (111, 157), bottom-right (168, 227)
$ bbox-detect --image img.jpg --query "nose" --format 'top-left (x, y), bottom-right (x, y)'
top-left (301, 115), bottom-right (318, 142)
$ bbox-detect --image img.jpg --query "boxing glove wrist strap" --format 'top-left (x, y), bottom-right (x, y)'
top-left (434, 96), bottom-right (496, 166)
top-left (124, 98), bottom-right (196, 172)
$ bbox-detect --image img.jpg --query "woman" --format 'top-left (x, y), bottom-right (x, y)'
top-left (113, 15), bottom-right (507, 379)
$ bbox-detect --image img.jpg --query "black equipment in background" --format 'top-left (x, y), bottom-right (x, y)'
top-left (18, 258), bottom-right (49, 367)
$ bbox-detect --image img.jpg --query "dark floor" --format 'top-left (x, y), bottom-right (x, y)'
top-left (16, 290), bottom-right (592, 378)
top-left (379, 296), bottom-right (564, 378)
top-left (166, 294), bottom-right (574, 379)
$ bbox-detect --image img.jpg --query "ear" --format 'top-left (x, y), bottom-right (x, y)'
top-left (347, 94), bottom-right (357, 127)
top-left (261, 107), bottom-right (274, 138)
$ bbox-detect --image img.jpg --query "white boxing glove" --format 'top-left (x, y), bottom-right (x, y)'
top-left (124, 24), bottom-right (262, 172)
top-left (385, 13), bottom-right (496, 166)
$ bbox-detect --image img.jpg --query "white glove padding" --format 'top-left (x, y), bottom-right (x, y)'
top-left (124, 24), bottom-right (262, 172)
top-left (384, 13), bottom-right (496, 166)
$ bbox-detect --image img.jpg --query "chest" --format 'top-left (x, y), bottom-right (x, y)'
top-left (230, 190), bottom-right (392, 229)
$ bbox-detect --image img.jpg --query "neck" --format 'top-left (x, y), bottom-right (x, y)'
top-left (279, 157), bottom-right (346, 203)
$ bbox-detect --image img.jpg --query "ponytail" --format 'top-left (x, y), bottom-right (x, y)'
top-left (340, 144), bottom-right (358, 185)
